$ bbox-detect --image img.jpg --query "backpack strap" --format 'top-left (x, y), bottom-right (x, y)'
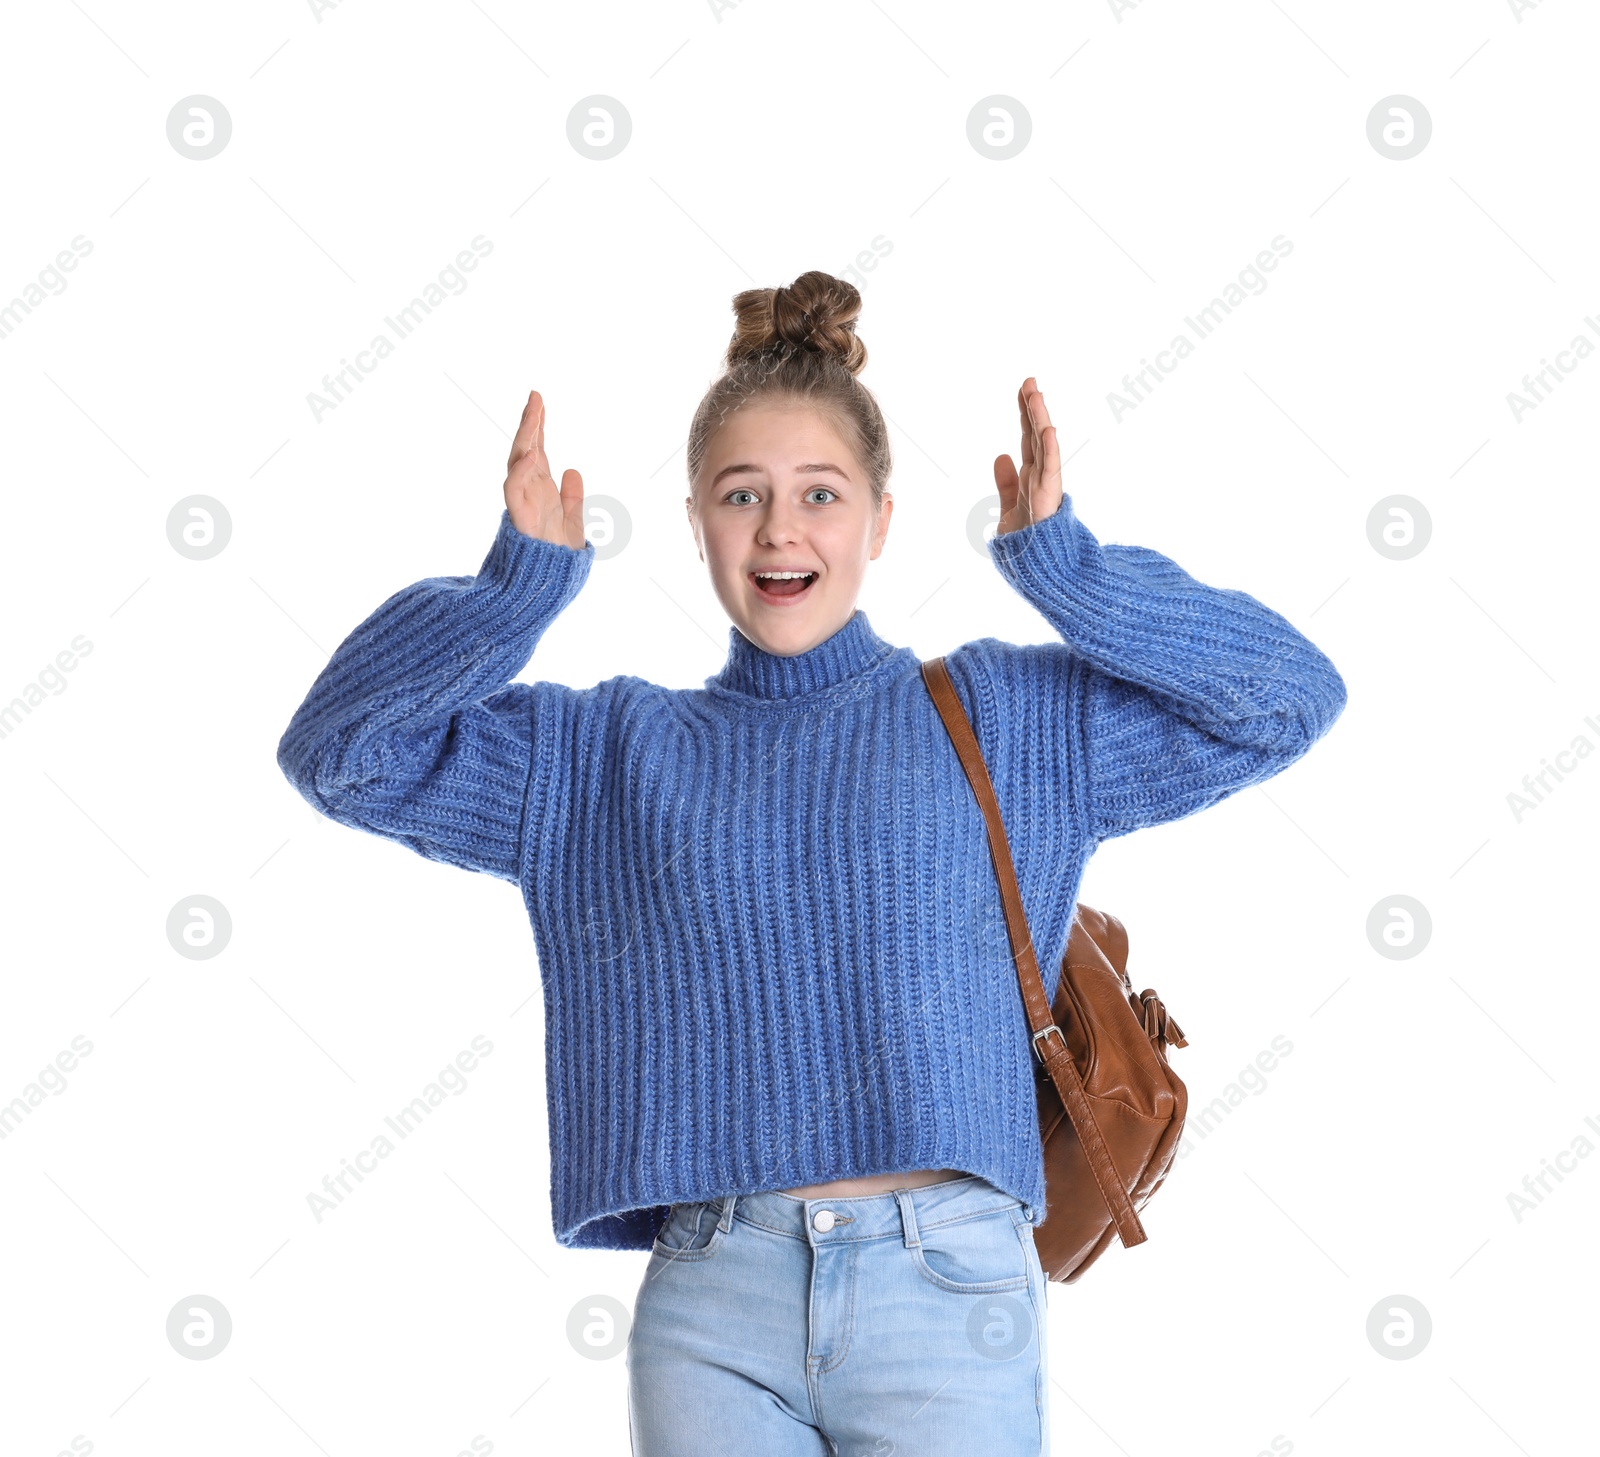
top-left (921, 655), bottom-right (1147, 1248)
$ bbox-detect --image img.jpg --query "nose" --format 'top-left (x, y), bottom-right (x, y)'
top-left (755, 506), bottom-right (802, 547)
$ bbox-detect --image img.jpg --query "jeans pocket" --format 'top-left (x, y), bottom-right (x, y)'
top-left (908, 1203), bottom-right (1033, 1294)
top-left (649, 1201), bottom-right (729, 1264)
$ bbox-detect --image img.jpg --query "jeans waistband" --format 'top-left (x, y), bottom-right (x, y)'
top-left (694, 1174), bottom-right (1033, 1249)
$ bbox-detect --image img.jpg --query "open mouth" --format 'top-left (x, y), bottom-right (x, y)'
top-left (750, 570), bottom-right (818, 603)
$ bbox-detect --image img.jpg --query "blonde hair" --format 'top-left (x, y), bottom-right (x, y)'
top-left (686, 270), bottom-right (893, 512)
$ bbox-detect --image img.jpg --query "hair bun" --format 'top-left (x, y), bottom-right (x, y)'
top-left (726, 270), bottom-right (868, 376)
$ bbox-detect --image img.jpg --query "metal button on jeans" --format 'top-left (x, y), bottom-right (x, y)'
top-left (812, 1208), bottom-right (836, 1232)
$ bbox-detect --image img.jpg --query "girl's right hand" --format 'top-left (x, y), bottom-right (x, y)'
top-left (503, 390), bottom-right (587, 549)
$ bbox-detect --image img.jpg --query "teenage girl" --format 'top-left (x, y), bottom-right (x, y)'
top-left (278, 269), bottom-right (1347, 1456)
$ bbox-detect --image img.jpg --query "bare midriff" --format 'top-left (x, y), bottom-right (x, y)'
top-left (779, 1168), bottom-right (968, 1199)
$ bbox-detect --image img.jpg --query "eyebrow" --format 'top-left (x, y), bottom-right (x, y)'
top-left (709, 462), bottom-right (852, 488)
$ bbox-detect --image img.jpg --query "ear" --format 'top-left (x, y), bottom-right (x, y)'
top-left (870, 494), bottom-right (894, 559)
top-left (685, 495), bottom-right (704, 561)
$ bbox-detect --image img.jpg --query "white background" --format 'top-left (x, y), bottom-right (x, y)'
top-left (1, 1), bottom-right (1595, 1454)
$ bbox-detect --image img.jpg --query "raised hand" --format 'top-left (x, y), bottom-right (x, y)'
top-left (503, 390), bottom-right (587, 549)
top-left (992, 376), bottom-right (1064, 537)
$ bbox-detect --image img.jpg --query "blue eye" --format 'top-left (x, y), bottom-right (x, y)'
top-left (723, 485), bottom-right (836, 506)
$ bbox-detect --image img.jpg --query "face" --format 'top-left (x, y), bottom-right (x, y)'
top-left (686, 401), bottom-right (893, 657)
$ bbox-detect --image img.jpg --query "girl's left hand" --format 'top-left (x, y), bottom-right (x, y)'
top-left (993, 376), bottom-right (1063, 536)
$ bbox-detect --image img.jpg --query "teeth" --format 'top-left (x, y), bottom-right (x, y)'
top-left (755, 571), bottom-right (813, 580)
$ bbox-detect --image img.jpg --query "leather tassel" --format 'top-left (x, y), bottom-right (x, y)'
top-left (1140, 992), bottom-right (1189, 1051)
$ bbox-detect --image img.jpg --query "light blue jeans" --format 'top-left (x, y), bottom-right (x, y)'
top-left (627, 1173), bottom-right (1050, 1455)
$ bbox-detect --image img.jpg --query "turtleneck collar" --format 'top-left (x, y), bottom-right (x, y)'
top-left (708, 609), bottom-right (902, 702)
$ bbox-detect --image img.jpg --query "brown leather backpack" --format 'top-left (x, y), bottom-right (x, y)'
top-left (922, 656), bottom-right (1191, 1283)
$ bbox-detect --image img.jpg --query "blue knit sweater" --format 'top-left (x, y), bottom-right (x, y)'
top-left (276, 497), bottom-right (1346, 1251)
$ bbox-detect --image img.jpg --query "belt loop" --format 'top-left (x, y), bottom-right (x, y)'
top-left (893, 1187), bottom-right (921, 1250)
top-left (716, 1194), bottom-right (737, 1233)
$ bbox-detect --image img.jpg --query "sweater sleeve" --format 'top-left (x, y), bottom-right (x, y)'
top-left (983, 494), bottom-right (1347, 844)
top-left (275, 508), bottom-right (594, 882)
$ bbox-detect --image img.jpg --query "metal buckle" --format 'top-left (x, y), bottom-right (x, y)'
top-left (1032, 1023), bottom-right (1066, 1065)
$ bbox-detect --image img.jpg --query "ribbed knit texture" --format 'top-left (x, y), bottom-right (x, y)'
top-left (277, 498), bottom-right (1347, 1250)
